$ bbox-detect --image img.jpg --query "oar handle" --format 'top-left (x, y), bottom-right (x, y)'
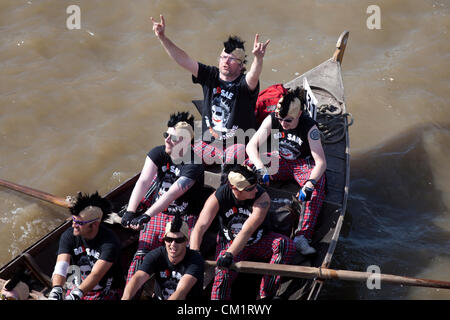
top-left (205, 260), bottom-right (450, 290)
top-left (0, 178), bottom-right (71, 208)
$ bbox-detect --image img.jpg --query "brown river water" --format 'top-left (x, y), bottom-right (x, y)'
top-left (0, 0), bottom-right (448, 299)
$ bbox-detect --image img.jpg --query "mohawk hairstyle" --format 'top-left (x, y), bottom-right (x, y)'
top-left (224, 36), bottom-right (247, 65)
top-left (69, 192), bottom-right (112, 221)
top-left (278, 87), bottom-right (307, 118)
top-left (222, 164), bottom-right (257, 186)
top-left (170, 213), bottom-right (183, 234)
top-left (167, 111), bottom-right (195, 129)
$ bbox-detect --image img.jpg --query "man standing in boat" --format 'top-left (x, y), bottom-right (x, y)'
top-left (190, 164), bottom-right (295, 300)
top-left (120, 112), bottom-right (204, 283)
top-left (151, 14), bottom-right (269, 164)
top-left (48, 192), bottom-right (124, 300)
top-left (122, 215), bottom-right (204, 300)
top-left (246, 87), bottom-right (327, 255)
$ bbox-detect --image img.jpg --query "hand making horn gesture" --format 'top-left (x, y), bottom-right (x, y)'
top-left (252, 34), bottom-right (270, 59)
top-left (151, 14), bottom-right (166, 39)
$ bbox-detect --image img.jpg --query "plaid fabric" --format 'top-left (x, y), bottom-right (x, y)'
top-left (193, 140), bottom-right (246, 165)
top-left (271, 156), bottom-right (326, 240)
top-left (126, 212), bottom-right (197, 283)
top-left (211, 231), bottom-right (295, 300)
top-left (65, 288), bottom-right (123, 300)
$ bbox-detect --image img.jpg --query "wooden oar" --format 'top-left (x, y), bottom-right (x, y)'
top-left (0, 178), bottom-right (71, 208)
top-left (205, 260), bottom-right (450, 290)
top-left (0, 178), bottom-right (126, 224)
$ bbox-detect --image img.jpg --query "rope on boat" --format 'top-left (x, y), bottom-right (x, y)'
top-left (316, 103), bottom-right (353, 144)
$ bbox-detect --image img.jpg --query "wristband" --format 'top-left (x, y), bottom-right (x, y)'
top-left (52, 260), bottom-right (69, 278)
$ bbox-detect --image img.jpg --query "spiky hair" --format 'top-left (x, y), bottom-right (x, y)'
top-left (69, 192), bottom-right (111, 221)
top-left (278, 87), bottom-right (307, 118)
top-left (167, 111), bottom-right (195, 129)
top-left (170, 213), bottom-right (183, 233)
top-left (224, 36), bottom-right (247, 65)
top-left (222, 164), bottom-right (257, 186)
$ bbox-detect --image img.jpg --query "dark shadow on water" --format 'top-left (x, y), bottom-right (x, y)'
top-left (320, 123), bottom-right (450, 299)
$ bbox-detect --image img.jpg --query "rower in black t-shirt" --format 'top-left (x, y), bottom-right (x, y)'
top-left (120, 112), bottom-right (204, 283)
top-left (190, 164), bottom-right (295, 300)
top-left (151, 15), bottom-right (270, 164)
top-left (246, 87), bottom-right (327, 255)
top-left (122, 215), bottom-right (204, 300)
top-left (47, 192), bottom-right (124, 300)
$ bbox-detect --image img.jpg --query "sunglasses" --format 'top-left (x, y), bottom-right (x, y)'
top-left (163, 132), bottom-right (179, 142)
top-left (275, 116), bottom-right (293, 123)
top-left (243, 184), bottom-right (257, 192)
top-left (164, 236), bottom-right (186, 244)
top-left (219, 55), bottom-right (242, 64)
top-left (72, 216), bottom-right (100, 226)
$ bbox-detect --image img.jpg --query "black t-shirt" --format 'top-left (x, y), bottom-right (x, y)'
top-left (139, 246), bottom-right (204, 300)
top-left (214, 183), bottom-right (266, 245)
top-left (192, 63), bottom-right (259, 143)
top-left (271, 112), bottom-right (317, 160)
top-left (148, 145), bottom-right (204, 216)
top-left (57, 225), bottom-right (124, 292)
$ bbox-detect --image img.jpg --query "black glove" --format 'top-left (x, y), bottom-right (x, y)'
top-left (47, 286), bottom-right (64, 300)
top-left (121, 211), bottom-right (136, 227)
top-left (65, 287), bottom-right (83, 300)
top-left (130, 214), bottom-right (150, 228)
top-left (216, 252), bottom-right (234, 269)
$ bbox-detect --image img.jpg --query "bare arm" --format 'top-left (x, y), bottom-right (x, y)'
top-left (151, 15), bottom-right (199, 77)
top-left (189, 192), bottom-right (220, 251)
top-left (305, 126), bottom-right (327, 188)
top-left (246, 115), bottom-right (272, 169)
top-left (146, 176), bottom-right (195, 218)
top-left (52, 254), bottom-right (71, 287)
top-left (245, 34), bottom-right (270, 91)
top-left (226, 192), bottom-right (270, 256)
top-left (127, 156), bottom-right (157, 212)
top-left (167, 274), bottom-right (198, 300)
top-left (129, 175), bottom-right (195, 230)
top-left (121, 270), bottom-right (151, 300)
top-left (77, 259), bottom-right (113, 294)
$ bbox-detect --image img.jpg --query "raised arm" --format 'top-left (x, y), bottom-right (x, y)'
top-left (151, 14), bottom-right (199, 77)
top-left (245, 34), bottom-right (270, 91)
top-left (189, 192), bottom-right (220, 251)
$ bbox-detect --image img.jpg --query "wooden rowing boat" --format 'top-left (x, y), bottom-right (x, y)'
top-left (0, 31), bottom-right (351, 300)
